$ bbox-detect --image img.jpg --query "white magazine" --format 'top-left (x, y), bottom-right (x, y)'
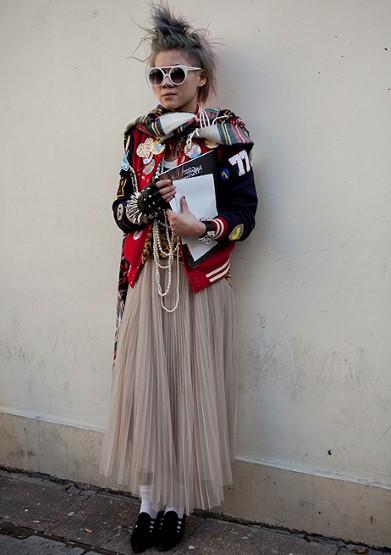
top-left (171, 173), bottom-right (217, 261)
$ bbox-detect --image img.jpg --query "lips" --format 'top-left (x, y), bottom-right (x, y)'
top-left (162, 93), bottom-right (176, 99)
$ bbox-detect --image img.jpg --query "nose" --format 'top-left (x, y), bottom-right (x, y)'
top-left (160, 73), bottom-right (173, 86)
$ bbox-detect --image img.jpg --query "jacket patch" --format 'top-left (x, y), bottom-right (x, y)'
top-left (221, 168), bottom-right (230, 180)
top-left (228, 149), bottom-right (251, 176)
top-left (116, 204), bottom-right (124, 221)
top-left (229, 224), bottom-right (244, 241)
top-left (116, 177), bottom-right (127, 198)
top-left (121, 152), bottom-right (130, 172)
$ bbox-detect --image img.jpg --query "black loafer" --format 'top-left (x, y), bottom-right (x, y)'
top-left (130, 510), bottom-right (164, 553)
top-left (155, 510), bottom-right (187, 551)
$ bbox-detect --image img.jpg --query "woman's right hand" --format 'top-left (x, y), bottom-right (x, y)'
top-left (155, 178), bottom-right (176, 203)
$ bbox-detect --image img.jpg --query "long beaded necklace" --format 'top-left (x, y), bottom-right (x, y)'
top-left (152, 214), bottom-right (180, 313)
top-left (151, 157), bottom-right (181, 313)
top-left (148, 108), bottom-right (223, 312)
top-left (150, 133), bottom-right (197, 313)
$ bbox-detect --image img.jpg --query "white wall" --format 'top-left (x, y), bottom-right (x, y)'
top-left (1, 0), bottom-right (391, 516)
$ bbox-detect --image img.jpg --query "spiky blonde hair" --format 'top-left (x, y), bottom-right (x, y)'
top-left (143, 3), bottom-right (217, 104)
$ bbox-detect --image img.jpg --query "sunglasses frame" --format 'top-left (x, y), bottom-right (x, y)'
top-left (145, 65), bottom-right (202, 86)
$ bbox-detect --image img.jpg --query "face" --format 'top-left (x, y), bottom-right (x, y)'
top-left (150, 50), bottom-right (207, 113)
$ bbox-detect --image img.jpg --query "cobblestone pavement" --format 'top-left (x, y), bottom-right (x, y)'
top-left (0, 469), bottom-right (387, 555)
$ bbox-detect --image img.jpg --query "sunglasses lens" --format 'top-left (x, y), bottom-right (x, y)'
top-left (148, 68), bottom-right (163, 85)
top-left (169, 66), bottom-right (186, 85)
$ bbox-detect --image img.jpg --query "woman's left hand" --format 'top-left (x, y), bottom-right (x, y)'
top-left (166, 197), bottom-right (206, 237)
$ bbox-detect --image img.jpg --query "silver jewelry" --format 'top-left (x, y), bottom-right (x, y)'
top-left (198, 231), bottom-right (215, 245)
top-left (198, 220), bottom-right (217, 245)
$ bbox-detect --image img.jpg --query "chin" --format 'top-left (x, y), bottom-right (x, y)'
top-left (161, 98), bottom-right (181, 111)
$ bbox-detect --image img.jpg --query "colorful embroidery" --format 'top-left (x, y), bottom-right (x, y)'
top-left (117, 177), bottom-right (127, 197)
top-left (136, 137), bottom-right (155, 158)
top-left (121, 153), bottom-right (130, 172)
top-left (143, 159), bottom-right (156, 175)
top-left (152, 142), bottom-right (165, 155)
top-left (221, 168), bottom-right (230, 180)
top-left (229, 224), bottom-right (244, 241)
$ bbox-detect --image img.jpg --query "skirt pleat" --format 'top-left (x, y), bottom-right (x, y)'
top-left (99, 257), bottom-right (237, 515)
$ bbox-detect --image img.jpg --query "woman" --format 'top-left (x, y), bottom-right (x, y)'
top-left (99, 5), bottom-right (258, 553)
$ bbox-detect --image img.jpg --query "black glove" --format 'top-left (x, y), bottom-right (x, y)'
top-left (137, 182), bottom-right (167, 216)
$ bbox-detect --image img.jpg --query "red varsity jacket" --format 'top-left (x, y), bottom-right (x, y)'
top-left (112, 123), bottom-right (257, 293)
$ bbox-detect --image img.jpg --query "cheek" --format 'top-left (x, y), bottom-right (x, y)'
top-left (181, 82), bottom-right (196, 97)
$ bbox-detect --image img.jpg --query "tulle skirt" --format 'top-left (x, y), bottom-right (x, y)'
top-left (99, 257), bottom-right (237, 516)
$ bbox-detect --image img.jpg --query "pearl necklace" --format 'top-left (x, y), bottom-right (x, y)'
top-left (152, 211), bottom-right (180, 313)
top-left (150, 151), bottom-right (187, 314)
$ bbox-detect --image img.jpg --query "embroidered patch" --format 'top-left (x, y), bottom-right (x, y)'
top-left (143, 159), bottom-right (156, 175)
top-left (205, 139), bottom-right (218, 149)
top-left (221, 168), bottom-right (230, 180)
top-left (229, 224), bottom-right (244, 241)
top-left (228, 149), bottom-right (251, 176)
top-left (136, 137), bottom-right (154, 158)
top-left (116, 204), bottom-right (124, 221)
top-left (187, 143), bottom-right (202, 159)
top-left (121, 153), bottom-right (130, 172)
top-left (116, 177), bottom-right (127, 198)
top-left (152, 142), bottom-right (165, 155)
top-left (143, 153), bottom-right (153, 165)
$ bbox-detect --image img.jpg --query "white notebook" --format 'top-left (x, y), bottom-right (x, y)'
top-left (171, 173), bottom-right (217, 261)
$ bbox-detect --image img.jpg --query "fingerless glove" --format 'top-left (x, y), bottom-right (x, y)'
top-left (124, 183), bottom-right (167, 225)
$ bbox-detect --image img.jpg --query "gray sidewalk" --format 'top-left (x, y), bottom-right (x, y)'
top-left (0, 468), bottom-right (387, 555)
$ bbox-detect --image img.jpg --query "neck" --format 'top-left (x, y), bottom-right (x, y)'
top-left (173, 102), bottom-right (200, 115)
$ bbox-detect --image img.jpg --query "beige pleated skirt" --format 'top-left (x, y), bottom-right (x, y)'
top-left (99, 257), bottom-right (237, 516)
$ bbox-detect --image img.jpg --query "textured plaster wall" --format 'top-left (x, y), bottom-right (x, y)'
top-left (0, 0), bottom-right (390, 491)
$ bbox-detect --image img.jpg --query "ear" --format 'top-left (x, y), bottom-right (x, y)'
top-left (198, 69), bottom-right (207, 88)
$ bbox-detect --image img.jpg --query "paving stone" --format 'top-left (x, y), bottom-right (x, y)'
top-left (0, 470), bottom-right (59, 488)
top-left (337, 547), bottom-right (384, 554)
top-left (0, 535), bottom-right (30, 555)
top-left (46, 492), bottom-right (137, 549)
top-left (79, 489), bottom-right (98, 497)
top-left (24, 535), bottom-right (85, 554)
top-left (0, 533), bottom-right (84, 554)
top-left (0, 471), bottom-right (386, 555)
top-left (98, 525), bottom-right (134, 555)
top-left (0, 474), bottom-right (88, 533)
top-left (160, 518), bottom-right (339, 554)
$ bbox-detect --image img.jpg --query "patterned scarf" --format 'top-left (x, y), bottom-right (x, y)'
top-left (124, 104), bottom-right (253, 149)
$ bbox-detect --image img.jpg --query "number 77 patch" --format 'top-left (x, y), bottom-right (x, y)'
top-left (228, 149), bottom-right (251, 176)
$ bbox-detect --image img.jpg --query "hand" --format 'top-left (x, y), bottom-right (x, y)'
top-left (166, 197), bottom-right (206, 237)
top-left (155, 178), bottom-right (176, 203)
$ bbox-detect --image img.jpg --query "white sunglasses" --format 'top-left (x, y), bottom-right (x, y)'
top-left (145, 65), bottom-right (202, 86)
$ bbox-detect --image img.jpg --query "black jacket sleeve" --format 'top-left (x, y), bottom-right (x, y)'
top-left (214, 143), bottom-right (258, 241)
